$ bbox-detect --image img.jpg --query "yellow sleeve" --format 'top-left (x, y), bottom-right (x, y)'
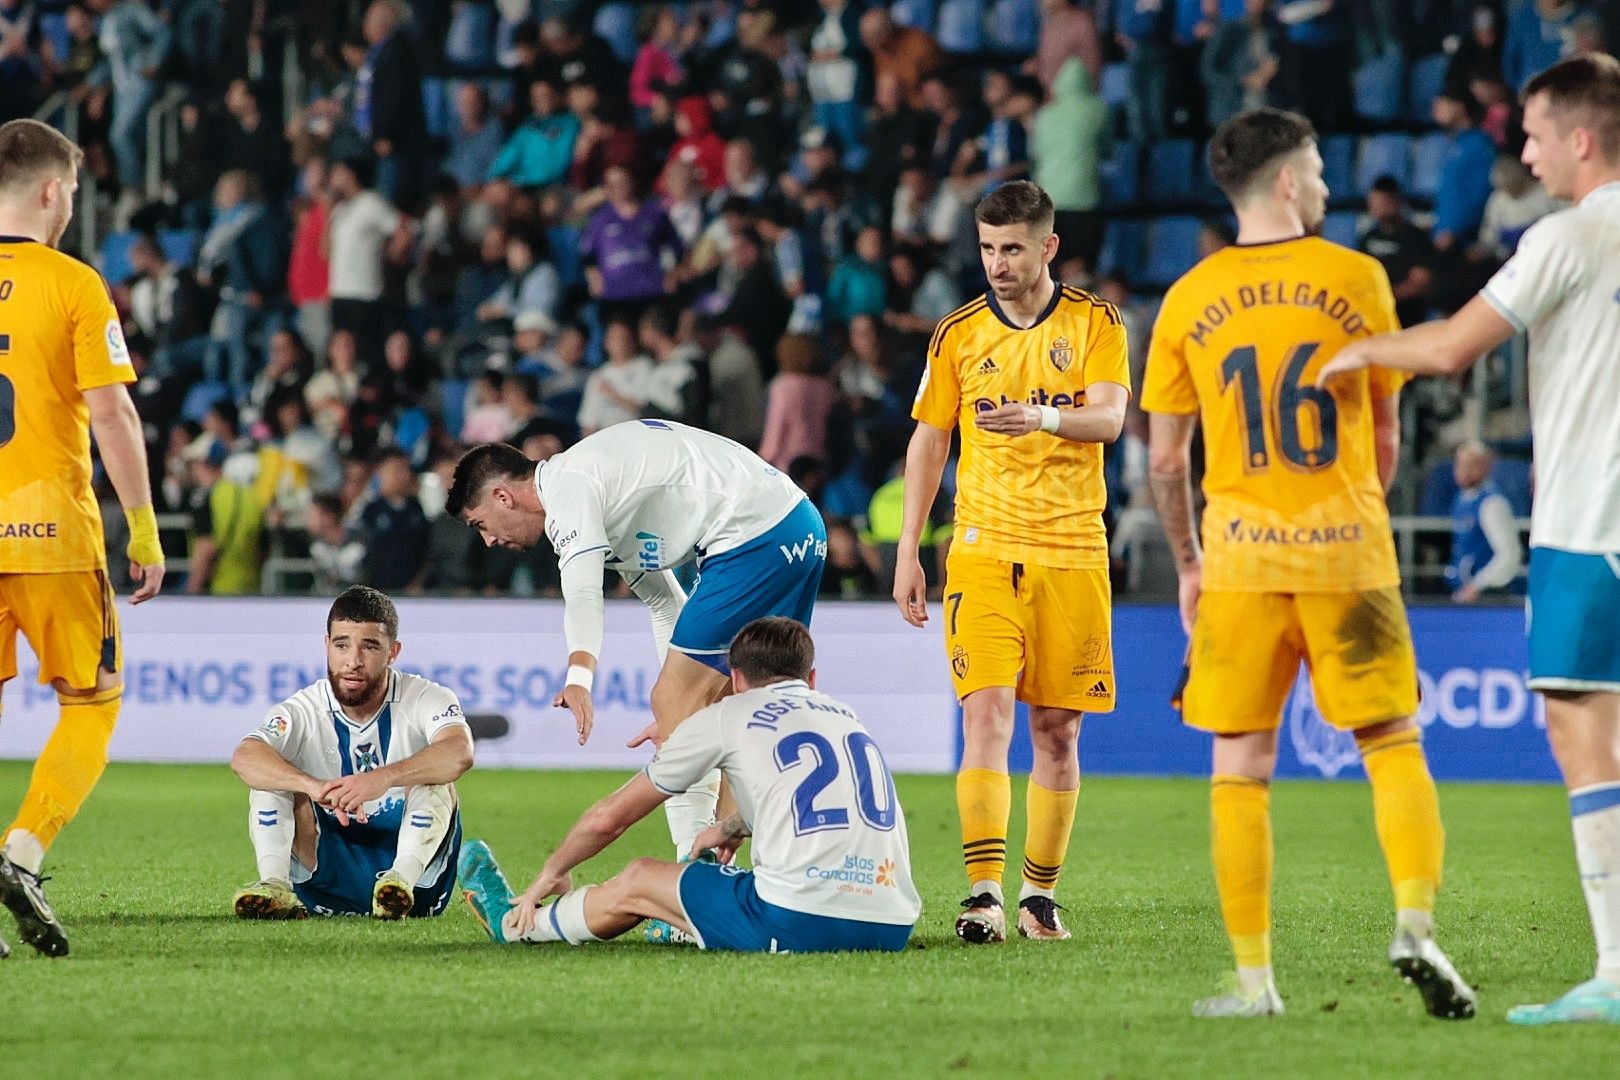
top-left (1140, 290), bottom-right (1198, 415)
top-left (1082, 306), bottom-right (1131, 396)
top-left (912, 322), bottom-right (963, 431)
top-left (71, 265), bottom-right (134, 392)
top-left (1360, 258), bottom-right (1409, 399)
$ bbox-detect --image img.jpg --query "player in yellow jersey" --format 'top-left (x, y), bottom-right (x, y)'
top-left (1141, 108), bottom-right (1473, 1018)
top-left (894, 181), bottom-right (1129, 944)
top-left (0, 120), bottom-right (165, 957)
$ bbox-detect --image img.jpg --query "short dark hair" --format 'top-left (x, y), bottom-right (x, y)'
top-left (639, 303), bottom-right (680, 340)
top-left (1370, 173), bottom-right (1404, 197)
top-left (327, 585), bottom-right (398, 639)
top-left (1524, 53), bottom-right (1620, 163)
top-left (1207, 107), bottom-right (1318, 203)
top-left (445, 442), bottom-right (534, 518)
top-left (728, 617), bottom-right (814, 684)
top-left (973, 180), bottom-right (1055, 233)
top-left (0, 118), bottom-right (83, 194)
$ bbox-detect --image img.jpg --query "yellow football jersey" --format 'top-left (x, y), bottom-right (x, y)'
top-left (1141, 236), bottom-right (1405, 593)
top-left (913, 285), bottom-right (1130, 569)
top-left (0, 237), bottom-right (132, 574)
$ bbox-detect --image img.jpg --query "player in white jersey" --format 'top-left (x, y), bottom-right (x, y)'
top-left (229, 587), bottom-right (475, 920)
top-left (445, 421), bottom-right (827, 859)
top-left (458, 617), bottom-right (919, 952)
top-left (1319, 55), bottom-right (1620, 1024)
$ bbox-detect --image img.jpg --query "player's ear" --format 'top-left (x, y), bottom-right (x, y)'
top-left (805, 668), bottom-right (817, 690)
top-left (1042, 230), bottom-right (1059, 262)
top-left (730, 669), bottom-right (746, 694)
top-left (388, 639), bottom-right (402, 663)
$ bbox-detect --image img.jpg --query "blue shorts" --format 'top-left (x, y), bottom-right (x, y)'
top-left (671, 498), bottom-right (826, 673)
top-left (1527, 546), bottom-right (1620, 692)
top-left (675, 861), bottom-right (912, 953)
top-left (291, 805), bottom-right (461, 917)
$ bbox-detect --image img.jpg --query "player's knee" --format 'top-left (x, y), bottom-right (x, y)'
top-left (961, 701), bottom-right (1015, 745)
top-left (613, 857), bottom-right (663, 904)
top-left (1028, 710), bottom-right (1081, 756)
top-left (1352, 715), bottom-right (1414, 749)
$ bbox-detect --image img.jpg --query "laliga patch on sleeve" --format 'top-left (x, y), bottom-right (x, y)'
top-left (105, 318), bottom-right (131, 366)
top-left (260, 714), bottom-right (290, 739)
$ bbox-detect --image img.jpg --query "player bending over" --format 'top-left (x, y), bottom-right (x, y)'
top-left (230, 586), bottom-right (473, 919)
top-left (446, 422), bottom-right (826, 861)
top-left (459, 617), bottom-right (920, 953)
top-left (1319, 55), bottom-right (1620, 1025)
top-left (1143, 107), bottom-right (1473, 1019)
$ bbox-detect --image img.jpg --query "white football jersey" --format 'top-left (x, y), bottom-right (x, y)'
top-left (1482, 182), bottom-right (1620, 552)
top-left (646, 680), bottom-right (921, 926)
top-left (537, 419), bottom-right (805, 574)
top-left (244, 670), bottom-right (469, 824)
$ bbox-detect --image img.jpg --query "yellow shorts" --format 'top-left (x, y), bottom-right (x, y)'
top-left (0, 571), bottom-right (121, 691)
top-left (942, 548), bottom-right (1115, 712)
top-left (1180, 587), bottom-right (1418, 735)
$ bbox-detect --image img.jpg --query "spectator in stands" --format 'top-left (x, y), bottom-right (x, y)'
top-left (95, 0), bottom-right (170, 204)
top-left (1572, 10), bottom-right (1608, 56)
top-left (198, 169), bottom-right (285, 395)
top-left (859, 6), bottom-right (942, 109)
top-left (0, 0), bottom-right (44, 122)
top-left (1447, 441), bottom-right (1523, 602)
top-left (326, 155), bottom-right (405, 362)
top-left (863, 72), bottom-right (930, 219)
top-left (184, 435), bottom-right (266, 595)
top-left (1116, 0), bottom-right (1171, 140)
top-left (128, 233), bottom-right (210, 378)
top-left (639, 304), bottom-right (707, 427)
top-left (808, 0), bottom-right (865, 170)
top-left (1475, 155), bottom-right (1559, 262)
top-left (1446, 4), bottom-right (1505, 97)
top-left (248, 328), bottom-right (315, 424)
top-left (1201, 0), bottom-right (1280, 128)
top-left (475, 227), bottom-right (561, 327)
top-left (568, 84), bottom-right (643, 199)
top-left (706, 10), bottom-right (787, 171)
top-left (306, 328), bottom-right (363, 443)
top-left (718, 224), bottom-right (792, 364)
top-left (1033, 59), bottom-right (1107, 271)
top-left (357, 448), bottom-right (431, 592)
top-left (577, 315), bottom-right (654, 435)
top-left (580, 164), bottom-right (683, 322)
top-left (446, 83), bottom-right (504, 193)
top-left (694, 313), bottom-right (765, 448)
top-left (755, 196), bottom-right (824, 334)
top-left (1275, 0), bottom-right (1353, 131)
top-left (1503, 0), bottom-right (1585, 92)
top-left (488, 78), bottom-right (580, 188)
top-left (657, 95), bottom-right (726, 192)
top-left (525, 319), bottom-right (588, 419)
top-left (307, 492), bottom-right (365, 592)
top-left (825, 224), bottom-right (887, 328)
top-left (821, 519), bottom-right (881, 598)
top-left (883, 249), bottom-right (959, 338)
top-left (759, 333), bottom-right (835, 472)
top-left (287, 157), bottom-right (333, 360)
top-left (460, 370), bottom-right (514, 444)
top-left (221, 78), bottom-right (290, 201)
top-left (629, 6), bottom-right (684, 118)
top-left (1431, 87), bottom-right (1498, 254)
top-left (957, 73), bottom-right (1037, 196)
top-left (1028, 0), bottom-right (1103, 94)
top-left (919, 73), bottom-right (977, 179)
top-left (534, 13), bottom-right (627, 97)
top-left (891, 164), bottom-right (964, 251)
top-left (1359, 175), bottom-right (1436, 329)
top-left (660, 158), bottom-right (706, 247)
top-left (1470, 71), bottom-right (1514, 147)
top-left (358, 0), bottom-right (427, 208)
top-left (707, 137), bottom-right (770, 214)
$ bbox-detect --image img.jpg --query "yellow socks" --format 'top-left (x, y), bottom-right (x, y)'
top-left (958, 767), bottom-right (1011, 894)
top-left (1359, 728), bottom-right (1443, 920)
top-left (4, 687), bottom-right (121, 862)
top-left (1021, 779), bottom-right (1078, 899)
top-left (1211, 774), bottom-right (1273, 969)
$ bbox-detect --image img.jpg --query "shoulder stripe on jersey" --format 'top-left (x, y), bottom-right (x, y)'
top-left (1059, 285), bottom-right (1121, 326)
top-left (928, 296), bottom-right (989, 358)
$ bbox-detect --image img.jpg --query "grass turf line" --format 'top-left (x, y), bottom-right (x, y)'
top-left (0, 762), bottom-right (1608, 1079)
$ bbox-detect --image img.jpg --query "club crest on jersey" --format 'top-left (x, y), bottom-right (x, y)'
top-left (352, 742), bottom-right (382, 772)
top-left (1049, 336), bottom-right (1074, 372)
top-left (1078, 635), bottom-right (1105, 666)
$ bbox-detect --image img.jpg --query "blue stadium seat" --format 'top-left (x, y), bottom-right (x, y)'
top-left (158, 228), bottom-right (199, 269)
top-left (1097, 220), bottom-right (1145, 282)
top-left (1322, 211), bottom-right (1360, 249)
top-left (936, 0), bottom-right (984, 53)
top-left (592, 3), bottom-right (639, 66)
top-left (1421, 460), bottom-right (1458, 516)
top-left (180, 381), bottom-right (231, 425)
top-left (890, 0), bottom-right (938, 34)
top-left (1409, 132), bottom-right (1451, 201)
top-left (422, 78), bottom-right (451, 140)
top-left (1320, 134), bottom-right (1356, 201)
top-left (1355, 133), bottom-right (1412, 196)
top-left (440, 378), bottom-right (469, 440)
top-left (1408, 53), bottom-right (1450, 125)
top-left (1353, 52), bottom-right (1405, 125)
top-left (1100, 140), bottom-right (1139, 207)
top-left (986, 0), bottom-right (1040, 54)
top-left (1139, 216), bottom-right (1202, 289)
top-left (1492, 457), bottom-right (1533, 516)
top-left (1099, 62), bottom-right (1131, 110)
top-left (1144, 139), bottom-right (1197, 205)
top-left (99, 230), bottom-right (140, 285)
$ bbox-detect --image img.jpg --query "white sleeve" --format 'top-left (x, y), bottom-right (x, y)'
top-left (1470, 493), bottom-right (1524, 591)
top-left (644, 702), bottom-right (725, 795)
top-left (543, 469), bottom-right (612, 569)
top-left (560, 548), bottom-right (608, 660)
top-left (624, 569), bottom-right (687, 664)
top-left (416, 682), bottom-right (472, 740)
top-left (1480, 215), bottom-right (1586, 332)
top-left (243, 698), bottom-right (306, 760)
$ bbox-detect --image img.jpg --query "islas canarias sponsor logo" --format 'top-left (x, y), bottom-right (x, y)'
top-left (1222, 517), bottom-right (1364, 546)
top-left (805, 854), bottom-right (896, 887)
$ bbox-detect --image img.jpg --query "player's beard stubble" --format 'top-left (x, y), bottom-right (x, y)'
top-left (328, 665), bottom-right (388, 709)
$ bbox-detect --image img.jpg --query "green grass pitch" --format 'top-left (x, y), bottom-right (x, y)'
top-left (0, 761), bottom-right (1613, 1078)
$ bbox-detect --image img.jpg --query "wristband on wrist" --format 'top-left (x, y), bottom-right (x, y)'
top-left (1037, 405), bottom-right (1061, 434)
top-left (124, 504), bottom-right (164, 565)
top-left (565, 664), bottom-right (594, 692)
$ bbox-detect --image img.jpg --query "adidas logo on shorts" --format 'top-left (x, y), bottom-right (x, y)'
top-left (978, 357), bottom-right (999, 375)
top-left (1085, 680), bottom-right (1109, 698)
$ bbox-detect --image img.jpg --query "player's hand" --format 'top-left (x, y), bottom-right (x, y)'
top-left (625, 721), bottom-right (664, 751)
top-left (1315, 343), bottom-right (1372, 388)
top-left (1177, 564), bottom-right (1203, 635)
top-left (553, 684), bottom-right (595, 745)
top-left (129, 560), bottom-right (166, 604)
top-left (973, 402), bottom-right (1041, 437)
top-left (892, 556), bottom-right (929, 628)
top-left (1453, 583), bottom-right (1480, 603)
top-left (507, 871), bottom-right (572, 937)
top-left (315, 773), bottom-right (390, 822)
top-left (689, 824), bottom-right (741, 866)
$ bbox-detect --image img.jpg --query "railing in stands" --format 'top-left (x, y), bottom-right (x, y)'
top-left (144, 85), bottom-right (189, 201)
top-left (31, 90), bottom-right (97, 256)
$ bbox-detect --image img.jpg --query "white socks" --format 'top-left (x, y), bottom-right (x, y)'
top-left (391, 784), bottom-right (456, 885)
top-left (1019, 883), bottom-right (1053, 903)
top-left (2, 828), bottom-right (45, 875)
top-left (664, 769), bottom-right (720, 857)
top-left (507, 886), bottom-right (600, 945)
top-left (972, 878), bottom-right (1004, 904)
top-left (1570, 782), bottom-right (1620, 984)
top-left (248, 789), bottom-right (294, 883)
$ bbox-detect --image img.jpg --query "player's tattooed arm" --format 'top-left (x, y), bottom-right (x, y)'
top-left (690, 813), bottom-right (751, 865)
top-left (1146, 413), bottom-right (1202, 571)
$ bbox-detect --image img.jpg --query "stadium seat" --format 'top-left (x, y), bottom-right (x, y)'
top-left (890, 0), bottom-right (938, 34)
top-left (1355, 133), bottom-right (1412, 196)
top-left (1144, 139), bottom-right (1198, 205)
top-left (99, 230), bottom-right (140, 285)
top-left (1408, 53), bottom-right (1450, 125)
top-left (1421, 460), bottom-right (1458, 516)
top-left (1409, 132), bottom-right (1451, 202)
top-left (1139, 216), bottom-right (1202, 289)
top-left (158, 228), bottom-right (199, 269)
top-left (422, 78), bottom-right (451, 140)
top-left (986, 0), bottom-right (1040, 54)
top-left (180, 381), bottom-right (231, 425)
top-left (1096, 219), bottom-right (1145, 282)
top-left (1353, 52), bottom-right (1405, 125)
top-left (1320, 134), bottom-right (1356, 201)
top-left (394, 408), bottom-right (432, 466)
top-left (1492, 457), bottom-right (1533, 516)
top-left (1322, 211), bottom-right (1360, 248)
top-left (592, 3), bottom-right (639, 66)
top-left (440, 378), bottom-right (469, 439)
top-left (1099, 62), bottom-right (1131, 110)
top-left (936, 0), bottom-right (985, 53)
top-left (1099, 140), bottom-right (1139, 207)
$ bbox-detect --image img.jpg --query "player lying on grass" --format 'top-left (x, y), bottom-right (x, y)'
top-left (229, 586), bottom-right (474, 919)
top-left (459, 617), bottom-right (921, 952)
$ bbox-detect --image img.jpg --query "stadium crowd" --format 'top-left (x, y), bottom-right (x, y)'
top-left (2, 0), bottom-right (1609, 598)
